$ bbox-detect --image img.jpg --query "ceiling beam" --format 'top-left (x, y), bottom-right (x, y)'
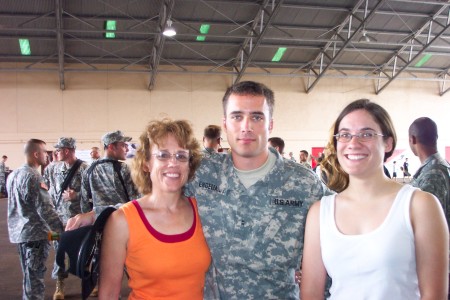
top-left (55, 0), bottom-right (65, 90)
top-left (375, 5), bottom-right (450, 94)
top-left (148, 0), bottom-right (174, 90)
top-left (232, 0), bottom-right (284, 83)
top-left (306, 0), bottom-right (388, 93)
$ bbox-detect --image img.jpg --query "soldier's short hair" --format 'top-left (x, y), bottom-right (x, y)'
top-left (24, 139), bottom-right (46, 155)
top-left (268, 137), bottom-right (285, 154)
top-left (203, 125), bottom-right (221, 140)
top-left (222, 81), bottom-right (275, 118)
top-left (409, 117), bottom-right (438, 147)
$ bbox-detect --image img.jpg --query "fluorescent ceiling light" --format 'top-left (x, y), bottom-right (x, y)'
top-left (199, 24), bottom-right (210, 34)
top-left (272, 47), bottom-right (287, 62)
top-left (163, 20), bottom-right (176, 37)
top-left (19, 39), bottom-right (31, 55)
top-left (104, 20), bottom-right (116, 39)
top-left (197, 24), bottom-right (210, 41)
top-left (414, 53), bottom-right (432, 67)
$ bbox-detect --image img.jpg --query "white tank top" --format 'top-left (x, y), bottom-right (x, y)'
top-left (320, 184), bottom-right (420, 300)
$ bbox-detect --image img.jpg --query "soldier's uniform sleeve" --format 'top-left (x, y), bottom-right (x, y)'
top-left (80, 167), bottom-right (92, 213)
top-left (417, 172), bottom-right (447, 206)
top-left (43, 165), bottom-right (51, 187)
top-left (122, 163), bottom-right (140, 200)
top-left (32, 174), bottom-right (63, 234)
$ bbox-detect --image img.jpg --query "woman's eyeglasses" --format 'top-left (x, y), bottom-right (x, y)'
top-left (151, 150), bottom-right (190, 162)
top-left (334, 130), bottom-right (384, 143)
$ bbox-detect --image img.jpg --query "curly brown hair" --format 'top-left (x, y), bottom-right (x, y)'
top-left (321, 99), bottom-right (397, 193)
top-left (131, 118), bottom-right (202, 195)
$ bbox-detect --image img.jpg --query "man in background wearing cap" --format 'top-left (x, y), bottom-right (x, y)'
top-left (43, 137), bottom-right (88, 300)
top-left (7, 139), bottom-right (63, 300)
top-left (80, 130), bottom-right (139, 215)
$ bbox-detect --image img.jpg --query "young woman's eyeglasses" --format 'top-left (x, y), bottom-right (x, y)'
top-left (152, 150), bottom-right (190, 162)
top-left (334, 131), bottom-right (384, 143)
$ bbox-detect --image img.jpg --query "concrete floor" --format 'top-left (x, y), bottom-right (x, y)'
top-left (0, 197), bottom-right (130, 299)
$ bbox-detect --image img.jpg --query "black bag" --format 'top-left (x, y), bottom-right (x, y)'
top-left (56, 207), bottom-right (116, 299)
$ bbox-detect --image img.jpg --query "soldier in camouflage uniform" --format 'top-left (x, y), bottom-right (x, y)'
top-left (7, 139), bottom-right (63, 300)
top-left (202, 124), bottom-right (222, 156)
top-left (0, 155), bottom-right (7, 196)
top-left (185, 81), bottom-right (326, 299)
top-left (43, 137), bottom-right (89, 300)
top-left (80, 130), bottom-right (139, 215)
top-left (408, 117), bottom-right (450, 226)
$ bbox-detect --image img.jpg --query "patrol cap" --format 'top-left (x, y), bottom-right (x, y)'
top-left (101, 130), bottom-right (132, 146)
top-left (54, 137), bottom-right (76, 149)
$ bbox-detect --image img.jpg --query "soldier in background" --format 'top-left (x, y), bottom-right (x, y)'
top-left (409, 117), bottom-right (450, 226)
top-left (202, 124), bottom-right (222, 156)
top-left (299, 149), bottom-right (312, 169)
top-left (268, 136), bottom-right (285, 155)
top-left (90, 146), bottom-right (101, 162)
top-left (80, 130), bottom-right (139, 215)
top-left (43, 137), bottom-right (89, 300)
top-left (7, 139), bottom-right (63, 300)
top-left (0, 155), bottom-right (8, 197)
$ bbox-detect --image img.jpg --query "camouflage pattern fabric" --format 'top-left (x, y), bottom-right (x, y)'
top-left (80, 158), bottom-right (139, 214)
top-left (18, 240), bottom-right (50, 300)
top-left (7, 164), bottom-right (63, 300)
top-left (7, 164), bottom-right (63, 243)
top-left (0, 161), bottom-right (5, 193)
top-left (43, 160), bottom-right (89, 225)
top-left (185, 148), bottom-right (326, 299)
top-left (409, 153), bottom-right (450, 227)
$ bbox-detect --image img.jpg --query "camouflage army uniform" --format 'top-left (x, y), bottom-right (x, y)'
top-left (43, 159), bottom-right (88, 280)
top-left (186, 147), bottom-right (325, 299)
top-left (81, 158), bottom-right (139, 215)
top-left (410, 153), bottom-right (450, 226)
top-left (43, 160), bottom-right (89, 225)
top-left (7, 164), bottom-right (63, 300)
top-left (0, 160), bottom-right (6, 194)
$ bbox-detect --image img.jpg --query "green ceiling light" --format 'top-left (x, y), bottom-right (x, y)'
top-left (272, 47), bottom-right (287, 62)
top-left (19, 39), bottom-right (31, 56)
top-left (199, 24), bottom-right (210, 34)
top-left (414, 53), bottom-right (432, 67)
top-left (104, 20), bottom-right (116, 39)
top-left (196, 24), bottom-right (210, 42)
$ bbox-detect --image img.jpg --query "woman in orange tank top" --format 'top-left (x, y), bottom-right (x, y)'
top-left (99, 119), bottom-right (211, 299)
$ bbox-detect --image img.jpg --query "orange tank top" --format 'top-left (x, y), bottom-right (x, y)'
top-left (121, 198), bottom-right (211, 300)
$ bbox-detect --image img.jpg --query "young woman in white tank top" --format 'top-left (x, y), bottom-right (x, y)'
top-left (301, 99), bottom-right (448, 300)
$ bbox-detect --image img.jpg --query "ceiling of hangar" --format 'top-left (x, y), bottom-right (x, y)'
top-left (0, 0), bottom-right (450, 95)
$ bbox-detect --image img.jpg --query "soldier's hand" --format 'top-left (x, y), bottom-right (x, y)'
top-left (65, 211), bottom-right (95, 230)
top-left (62, 188), bottom-right (76, 201)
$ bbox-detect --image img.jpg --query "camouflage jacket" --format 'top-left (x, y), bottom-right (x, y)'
top-left (186, 148), bottom-right (325, 299)
top-left (410, 153), bottom-right (450, 227)
top-left (43, 160), bottom-right (89, 225)
top-left (7, 164), bottom-right (63, 243)
top-left (81, 158), bottom-right (139, 214)
top-left (0, 161), bottom-right (5, 182)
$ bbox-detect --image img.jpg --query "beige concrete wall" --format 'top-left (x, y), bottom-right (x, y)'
top-left (1, 64), bottom-right (449, 172)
